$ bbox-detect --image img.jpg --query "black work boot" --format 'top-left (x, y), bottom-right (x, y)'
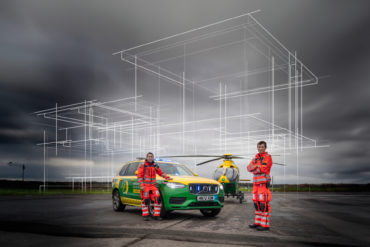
top-left (256, 226), bottom-right (270, 231)
top-left (249, 223), bottom-right (258, 228)
top-left (143, 216), bottom-right (150, 221)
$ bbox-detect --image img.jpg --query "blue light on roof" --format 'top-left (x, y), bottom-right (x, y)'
top-left (155, 157), bottom-right (177, 162)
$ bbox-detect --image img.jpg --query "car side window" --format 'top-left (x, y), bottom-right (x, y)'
top-left (125, 162), bottom-right (140, 176)
top-left (119, 165), bottom-right (128, 176)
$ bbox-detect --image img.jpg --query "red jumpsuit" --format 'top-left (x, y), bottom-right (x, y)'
top-left (137, 160), bottom-right (170, 217)
top-left (247, 152), bottom-right (272, 228)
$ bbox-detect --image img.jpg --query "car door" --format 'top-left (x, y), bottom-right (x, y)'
top-left (124, 162), bottom-right (141, 200)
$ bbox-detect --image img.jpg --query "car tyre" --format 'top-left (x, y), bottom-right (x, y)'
top-left (113, 189), bottom-right (125, 211)
top-left (148, 193), bottom-right (169, 218)
top-left (200, 208), bottom-right (221, 217)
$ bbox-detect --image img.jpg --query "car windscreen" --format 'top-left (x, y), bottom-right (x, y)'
top-left (157, 163), bottom-right (194, 176)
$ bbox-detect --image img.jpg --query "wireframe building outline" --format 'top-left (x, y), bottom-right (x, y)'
top-left (33, 10), bottom-right (324, 190)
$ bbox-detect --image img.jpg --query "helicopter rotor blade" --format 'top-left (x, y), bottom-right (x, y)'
top-left (237, 154), bottom-right (281, 157)
top-left (273, 162), bottom-right (287, 166)
top-left (162, 154), bottom-right (255, 159)
top-left (161, 155), bottom-right (223, 158)
top-left (230, 156), bottom-right (245, 159)
top-left (196, 157), bottom-right (224, 166)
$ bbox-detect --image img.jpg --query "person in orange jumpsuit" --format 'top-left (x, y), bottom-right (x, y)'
top-left (137, 152), bottom-right (172, 221)
top-left (247, 141), bottom-right (272, 231)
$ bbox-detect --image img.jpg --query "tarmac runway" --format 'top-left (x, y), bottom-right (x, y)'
top-left (0, 193), bottom-right (369, 247)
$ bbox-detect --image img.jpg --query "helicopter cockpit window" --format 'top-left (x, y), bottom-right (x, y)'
top-left (213, 168), bottom-right (239, 182)
top-left (225, 168), bottom-right (239, 182)
top-left (213, 168), bottom-right (224, 181)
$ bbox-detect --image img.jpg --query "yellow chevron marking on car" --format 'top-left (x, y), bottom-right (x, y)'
top-left (121, 197), bottom-right (141, 206)
top-left (125, 180), bottom-right (129, 194)
top-left (122, 181), bottom-right (125, 191)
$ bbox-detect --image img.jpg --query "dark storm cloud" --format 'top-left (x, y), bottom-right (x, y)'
top-left (0, 0), bottom-right (369, 182)
top-left (0, 0), bottom-right (136, 152)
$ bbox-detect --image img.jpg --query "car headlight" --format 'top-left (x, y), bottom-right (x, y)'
top-left (166, 182), bottom-right (186, 189)
top-left (220, 184), bottom-right (224, 190)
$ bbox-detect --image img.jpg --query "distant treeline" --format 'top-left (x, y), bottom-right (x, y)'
top-left (272, 183), bottom-right (370, 192)
top-left (1, 180), bottom-right (370, 192)
top-left (0, 180), bottom-right (110, 190)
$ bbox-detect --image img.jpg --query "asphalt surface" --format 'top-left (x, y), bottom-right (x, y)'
top-left (0, 193), bottom-right (369, 247)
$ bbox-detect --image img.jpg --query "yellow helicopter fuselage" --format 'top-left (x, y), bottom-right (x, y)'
top-left (216, 159), bottom-right (240, 184)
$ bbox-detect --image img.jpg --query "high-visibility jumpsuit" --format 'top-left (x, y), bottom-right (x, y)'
top-left (137, 160), bottom-right (170, 217)
top-left (247, 152), bottom-right (272, 228)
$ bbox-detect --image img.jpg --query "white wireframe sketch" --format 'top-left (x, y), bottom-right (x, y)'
top-left (33, 10), bottom-right (325, 190)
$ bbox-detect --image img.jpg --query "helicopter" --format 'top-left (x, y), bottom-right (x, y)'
top-left (162, 153), bottom-right (286, 204)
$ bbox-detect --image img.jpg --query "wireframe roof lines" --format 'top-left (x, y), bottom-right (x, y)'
top-left (112, 10), bottom-right (261, 55)
top-left (113, 11), bottom-right (318, 100)
top-left (32, 100), bottom-right (97, 115)
top-left (120, 52), bottom-right (217, 94)
top-left (248, 14), bottom-right (318, 83)
top-left (210, 79), bottom-right (317, 100)
top-left (113, 11), bottom-right (264, 95)
top-left (34, 97), bottom-right (155, 120)
top-left (133, 24), bottom-right (254, 59)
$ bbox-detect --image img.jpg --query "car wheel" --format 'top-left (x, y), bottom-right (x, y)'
top-left (113, 189), bottom-right (125, 211)
top-left (200, 208), bottom-right (221, 217)
top-left (148, 194), bottom-right (169, 218)
top-left (160, 198), bottom-right (170, 218)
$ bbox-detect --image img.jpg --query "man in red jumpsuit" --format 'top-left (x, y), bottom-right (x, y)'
top-left (137, 152), bottom-right (172, 221)
top-left (247, 141), bottom-right (272, 231)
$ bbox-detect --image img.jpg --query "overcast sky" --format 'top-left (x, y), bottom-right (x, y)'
top-left (0, 0), bottom-right (369, 183)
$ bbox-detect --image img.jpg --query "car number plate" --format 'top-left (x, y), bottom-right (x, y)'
top-left (197, 196), bottom-right (214, 201)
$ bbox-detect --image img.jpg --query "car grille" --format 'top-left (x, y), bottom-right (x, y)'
top-left (188, 184), bottom-right (218, 194)
top-left (169, 197), bottom-right (186, 204)
top-left (188, 202), bottom-right (219, 207)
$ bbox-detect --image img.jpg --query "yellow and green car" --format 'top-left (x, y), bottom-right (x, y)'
top-left (112, 159), bottom-right (224, 217)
